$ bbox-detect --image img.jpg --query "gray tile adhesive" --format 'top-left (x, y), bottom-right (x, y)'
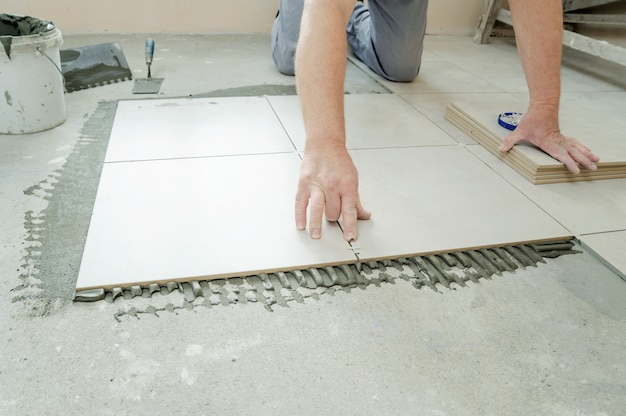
top-left (73, 240), bottom-right (580, 305)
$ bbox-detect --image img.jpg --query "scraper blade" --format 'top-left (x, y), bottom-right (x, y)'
top-left (132, 38), bottom-right (163, 94)
top-left (132, 77), bottom-right (163, 94)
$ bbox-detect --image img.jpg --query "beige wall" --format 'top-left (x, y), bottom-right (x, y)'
top-left (3, 0), bottom-right (486, 35)
top-left (426, 0), bottom-right (486, 35)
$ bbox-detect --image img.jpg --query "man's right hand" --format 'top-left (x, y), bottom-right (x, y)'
top-left (295, 145), bottom-right (371, 241)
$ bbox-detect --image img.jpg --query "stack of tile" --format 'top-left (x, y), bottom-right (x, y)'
top-left (445, 98), bottom-right (626, 184)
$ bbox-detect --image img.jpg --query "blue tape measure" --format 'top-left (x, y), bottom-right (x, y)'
top-left (498, 112), bottom-right (523, 131)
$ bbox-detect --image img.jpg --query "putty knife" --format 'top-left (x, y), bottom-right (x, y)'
top-left (132, 38), bottom-right (163, 94)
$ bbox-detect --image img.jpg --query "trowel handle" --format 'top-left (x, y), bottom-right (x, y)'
top-left (145, 38), bottom-right (155, 65)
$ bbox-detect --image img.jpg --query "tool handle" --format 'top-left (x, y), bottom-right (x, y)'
top-left (145, 38), bottom-right (155, 65)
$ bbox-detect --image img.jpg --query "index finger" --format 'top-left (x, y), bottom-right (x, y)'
top-left (340, 194), bottom-right (359, 242)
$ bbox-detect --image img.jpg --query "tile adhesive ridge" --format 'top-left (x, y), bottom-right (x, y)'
top-left (74, 239), bottom-right (581, 305)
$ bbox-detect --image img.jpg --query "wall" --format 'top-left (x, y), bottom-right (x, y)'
top-left (2, 0), bottom-right (486, 35)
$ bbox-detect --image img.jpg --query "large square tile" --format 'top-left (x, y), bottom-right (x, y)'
top-left (372, 61), bottom-right (506, 94)
top-left (105, 97), bottom-right (296, 162)
top-left (460, 60), bottom-right (624, 94)
top-left (580, 231), bottom-right (626, 279)
top-left (423, 36), bottom-right (520, 64)
top-left (268, 94), bottom-right (456, 153)
top-left (467, 144), bottom-right (626, 235)
top-left (348, 146), bottom-right (571, 261)
top-left (76, 153), bottom-right (354, 290)
top-left (401, 92), bottom-right (523, 145)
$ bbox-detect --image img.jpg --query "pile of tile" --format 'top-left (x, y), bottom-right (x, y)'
top-left (445, 99), bottom-right (626, 184)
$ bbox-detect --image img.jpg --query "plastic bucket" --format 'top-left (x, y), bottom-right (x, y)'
top-left (0, 13), bottom-right (65, 134)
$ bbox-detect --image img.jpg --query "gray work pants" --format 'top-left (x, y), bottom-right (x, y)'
top-left (271, 0), bottom-right (428, 82)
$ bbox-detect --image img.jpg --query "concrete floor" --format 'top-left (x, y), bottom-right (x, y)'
top-left (1, 34), bottom-right (626, 415)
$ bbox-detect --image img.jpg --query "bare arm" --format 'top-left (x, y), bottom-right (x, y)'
top-left (294, 0), bottom-right (370, 241)
top-left (502, 0), bottom-right (599, 173)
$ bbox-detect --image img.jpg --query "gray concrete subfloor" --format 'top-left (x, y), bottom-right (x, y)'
top-left (1, 34), bottom-right (626, 415)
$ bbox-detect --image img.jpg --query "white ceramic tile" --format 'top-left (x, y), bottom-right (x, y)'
top-left (268, 94), bottom-right (456, 153)
top-left (580, 231), bottom-right (626, 279)
top-left (418, 49), bottom-right (447, 63)
top-left (467, 144), bottom-right (626, 235)
top-left (349, 48), bottom-right (445, 64)
top-left (345, 61), bottom-right (392, 93)
top-left (378, 61), bottom-right (507, 94)
top-left (105, 97), bottom-right (295, 162)
top-left (401, 92), bottom-right (525, 145)
top-left (265, 96), bottom-right (305, 154)
top-left (423, 36), bottom-right (520, 64)
top-left (347, 56), bottom-right (506, 94)
top-left (77, 153), bottom-right (355, 290)
top-left (560, 64), bottom-right (625, 93)
top-left (348, 146), bottom-right (571, 261)
top-left (460, 61), bottom-right (528, 93)
top-left (460, 60), bottom-right (624, 94)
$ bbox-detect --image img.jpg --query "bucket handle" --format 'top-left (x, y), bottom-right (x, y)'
top-left (36, 46), bottom-right (66, 89)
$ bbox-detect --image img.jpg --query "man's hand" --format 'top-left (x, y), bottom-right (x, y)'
top-left (498, 105), bottom-right (599, 174)
top-left (505, 0), bottom-right (600, 174)
top-left (295, 145), bottom-right (371, 241)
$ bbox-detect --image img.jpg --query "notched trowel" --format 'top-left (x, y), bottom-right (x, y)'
top-left (132, 38), bottom-right (163, 94)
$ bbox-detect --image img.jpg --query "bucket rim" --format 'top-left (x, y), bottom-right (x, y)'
top-left (0, 27), bottom-right (63, 57)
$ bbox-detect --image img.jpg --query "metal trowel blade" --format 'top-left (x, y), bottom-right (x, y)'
top-left (132, 77), bottom-right (163, 94)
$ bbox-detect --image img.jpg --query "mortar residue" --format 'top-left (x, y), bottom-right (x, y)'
top-left (109, 240), bottom-right (582, 320)
top-left (14, 101), bottom-right (117, 315)
top-left (0, 14), bottom-right (55, 36)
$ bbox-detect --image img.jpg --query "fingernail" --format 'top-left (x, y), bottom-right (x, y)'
top-left (297, 222), bottom-right (305, 230)
top-left (311, 229), bottom-right (321, 239)
top-left (347, 232), bottom-right (356, 242)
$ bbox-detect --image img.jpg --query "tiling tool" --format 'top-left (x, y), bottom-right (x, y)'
top-left (132, 38), bottom-right (163, 94)
top-left (61, 43), bottom-right (132, 92)
top-left (348, 239), bottom-right (362, 273)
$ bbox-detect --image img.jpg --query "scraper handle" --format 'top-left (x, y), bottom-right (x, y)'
top-left (145, 38), bottom-right (155, 66)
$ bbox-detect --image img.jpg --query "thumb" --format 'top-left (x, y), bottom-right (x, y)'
top-left (498, 132), bottom-right (519, 152)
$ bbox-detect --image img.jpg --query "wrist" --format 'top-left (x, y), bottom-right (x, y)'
top-left (528, 96), bottom-right (559, 113)
top-left (304, 135), bottom-right (347, 154)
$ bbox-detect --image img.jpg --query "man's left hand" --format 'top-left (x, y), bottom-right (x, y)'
top-left (498, 107), bottom-right (599, 174)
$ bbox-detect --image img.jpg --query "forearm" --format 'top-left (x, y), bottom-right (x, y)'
top-left (509, 0), bottom-right (563, 114)
top-left (295, 0), bottom-right (356, 151)
top-left (502, 0), bottom-right (599, 173)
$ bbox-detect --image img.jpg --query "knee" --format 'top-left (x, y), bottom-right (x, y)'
top-left (271, 29), bottom-right (296, 76)
top-left (272, 51), bottom-right (296, 76)
top-left (381, 61), bottom-right (421, 82)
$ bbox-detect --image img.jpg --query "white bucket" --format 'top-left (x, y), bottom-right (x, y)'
top-left (0, 14), bottom-right (66, 134)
